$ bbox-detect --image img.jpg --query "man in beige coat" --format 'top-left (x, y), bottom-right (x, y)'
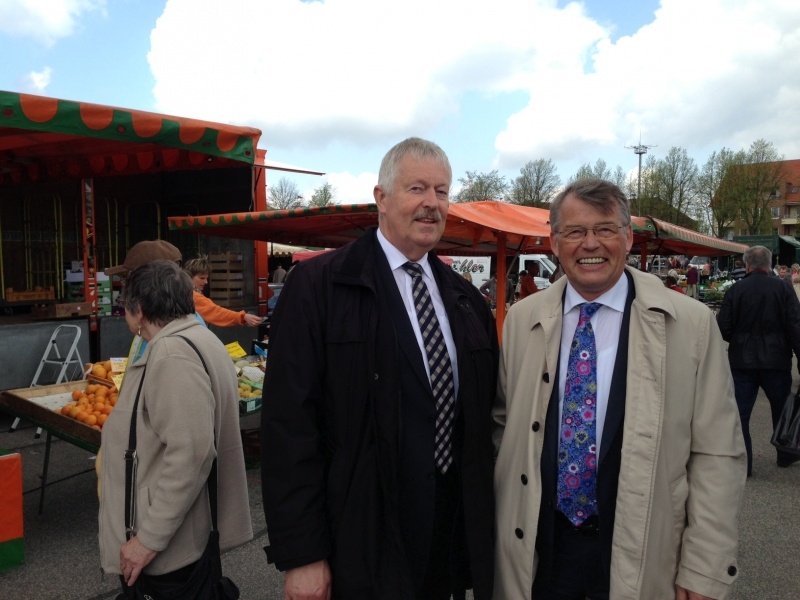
top-left (493, 179), bottom-right (746, 599)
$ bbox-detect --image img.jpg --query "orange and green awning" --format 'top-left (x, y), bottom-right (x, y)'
top-left (0, 90), bottom-right (261, 185)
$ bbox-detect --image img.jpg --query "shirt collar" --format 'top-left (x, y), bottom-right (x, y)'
top-left (377, 228), bottom-right (433, 278)
top-left (563, 272), bottom-right (628, 315)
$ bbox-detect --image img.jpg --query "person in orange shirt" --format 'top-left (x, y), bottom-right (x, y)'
top-left (519, 265), bottom-right (539, 299)
top-left (184, 256), bottom-right (263, 327)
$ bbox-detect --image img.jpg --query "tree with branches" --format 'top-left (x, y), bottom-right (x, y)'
top-left (509, 159), bottom-right (561, 207)
top-left (268, 177), bottom-right (304, 210)
top-left (716, 139), bottom-right (787, 235)
top-left (308, 182), bottom-right (338, 208)
top-left (454, 170), bottom-right (509, 203)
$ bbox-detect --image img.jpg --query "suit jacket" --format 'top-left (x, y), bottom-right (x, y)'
top-left (534, 271), bottom-right (634, 590)
top-left (492, 267), bottom-right (746, 599)
top-left (261, 228), bottom-right (499, 599)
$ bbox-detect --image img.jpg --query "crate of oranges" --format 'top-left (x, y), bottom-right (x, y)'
top-left (58, 381), bottom-right (119, 431)
top-left (85, 358), bottom-right (126, 390)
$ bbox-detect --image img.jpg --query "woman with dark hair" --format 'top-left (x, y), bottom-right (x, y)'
top-left (184, 255), bottom-right (263, 327)
top-left (98, 260), bottom-right (252, 597)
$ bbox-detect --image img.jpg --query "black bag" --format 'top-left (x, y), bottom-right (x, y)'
top-left (130, 530), bottom-right (239, 600)
top-left (771, 386), bottom-right (800, 456)
top-left (125, 336), bottom-right (240, 600)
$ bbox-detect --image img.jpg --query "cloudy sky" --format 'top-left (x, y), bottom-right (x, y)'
top-left (1, 0), bottom-right (798, 204)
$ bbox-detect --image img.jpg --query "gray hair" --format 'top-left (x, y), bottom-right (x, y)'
top-left (121, 260), bottom-right (195, 326)
top-left (550, 178), bottom-right (631, 233)
top-left (377, 137), bottom-right (452, 195)
top-left (743, 245), bottom-right (772, 271)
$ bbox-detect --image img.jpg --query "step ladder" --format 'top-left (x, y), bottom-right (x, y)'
top-left (9, 324), bottom-right (85, 435)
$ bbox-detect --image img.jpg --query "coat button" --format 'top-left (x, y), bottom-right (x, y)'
top-left (727, 565), bottom-right (737, 576)
top-left (521, 474), bottom-right (528, 485)
top-left (543, 372), bottom-right (549, 383)
top-left (515, 528), bottom-right (524, 539)
top-left (373, 373), bottom-right (379, 380)
top-left (531, 422), bottom-right (540, 432)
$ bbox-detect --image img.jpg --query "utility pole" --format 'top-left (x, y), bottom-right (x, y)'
top-left (625, 135), bottom-right (656, 215)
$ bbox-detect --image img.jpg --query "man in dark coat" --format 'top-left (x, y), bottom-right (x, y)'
top-left (717, 245), bottom-right (800, 475)
top-left (260, 138), bottom-right (499, 599)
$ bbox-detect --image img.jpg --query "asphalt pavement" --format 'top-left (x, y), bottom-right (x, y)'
top-left (0, 385), bottom-right (798, 599)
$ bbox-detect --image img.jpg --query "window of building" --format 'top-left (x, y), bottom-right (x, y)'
top-left (771, 206), bottom-right (781, 219)
top-left (792, 186), bottom-right (799, 194)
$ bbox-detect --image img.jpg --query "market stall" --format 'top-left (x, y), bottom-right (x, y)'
top-left (169, 201), bottom-right (748, 336)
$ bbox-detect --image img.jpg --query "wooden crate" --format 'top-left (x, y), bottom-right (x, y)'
top-left (209, 252), bottom-right (243, 270)
top-left (31, 301), bottom-right (93, 319)
top-left (5, 287), bottom-right (55, 302)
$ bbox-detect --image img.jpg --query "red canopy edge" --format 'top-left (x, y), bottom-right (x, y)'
top-left (0, 90), bottom-right (261, 185)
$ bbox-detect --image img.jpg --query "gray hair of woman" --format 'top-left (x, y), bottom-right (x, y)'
top-left (549, 178), bottom-right (632, 234)
top-left (121, 260), bottom-right (195, 327)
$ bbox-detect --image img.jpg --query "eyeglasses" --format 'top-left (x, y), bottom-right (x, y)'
top-left (555, 224), bottom-right (626, 242)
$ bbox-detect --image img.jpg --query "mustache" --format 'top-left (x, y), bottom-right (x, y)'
top-left (412, 208), bottom-right (443, 222)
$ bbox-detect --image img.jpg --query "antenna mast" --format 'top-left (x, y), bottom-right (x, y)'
top-left (625, 134), bottom-right (656, 214)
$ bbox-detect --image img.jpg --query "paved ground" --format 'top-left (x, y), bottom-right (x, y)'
top-left (0, 386), bottom-right (798, 599)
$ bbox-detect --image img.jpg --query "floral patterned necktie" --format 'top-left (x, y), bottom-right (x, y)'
top-left (557, 302), bottom-right (601, 526)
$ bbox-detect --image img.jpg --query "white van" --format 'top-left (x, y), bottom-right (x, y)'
top-left (517, 254), bottom-right (558, 290)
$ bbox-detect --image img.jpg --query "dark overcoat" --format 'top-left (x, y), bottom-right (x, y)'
top-left (261, 228), bottom-right (498, 599)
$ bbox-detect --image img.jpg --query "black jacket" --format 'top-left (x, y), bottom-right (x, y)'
top-left (261, 228), bottom-right (498, 599)
top-left (717, 270), bottom-right (800, 370)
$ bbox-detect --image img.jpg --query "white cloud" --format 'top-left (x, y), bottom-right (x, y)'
top-left (0, 0), bottom-right (105, 46)
top-left (22, 66), bottom-right (52, 92)
top-left (148, 0), bottom-right (800, 174)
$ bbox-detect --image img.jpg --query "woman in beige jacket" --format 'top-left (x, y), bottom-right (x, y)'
top-left (98, 261), bottom-right (252, 595)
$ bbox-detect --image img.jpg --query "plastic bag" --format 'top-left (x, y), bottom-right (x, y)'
top-left (771, 388), bottom-right (800, 456)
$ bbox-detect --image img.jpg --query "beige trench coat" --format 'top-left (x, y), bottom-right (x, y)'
top-left (493, 267), bottom-right (746, 599)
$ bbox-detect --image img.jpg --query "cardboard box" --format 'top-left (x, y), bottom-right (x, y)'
top-left (0, 451), bottom-right (24, 572)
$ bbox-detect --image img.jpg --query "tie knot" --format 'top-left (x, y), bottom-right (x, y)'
top-left (578, 302), bottom-right (601, 326)
top-left (402, 262), bottom-right (424, 278)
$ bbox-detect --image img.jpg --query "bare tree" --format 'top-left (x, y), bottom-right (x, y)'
top-left (308, 182), bottom-right (338, 208)
top-left (652, 147), bottom-right (700, 227)
top-left (268, 177), bottom-right (304, 209)
top-left (509, 159), bottom-right (561, 207)
top-left (454, 170), bottom-right (509, 203)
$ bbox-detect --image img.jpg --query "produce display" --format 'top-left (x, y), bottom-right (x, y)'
top-left (57, 381), bottom-right (118, 430)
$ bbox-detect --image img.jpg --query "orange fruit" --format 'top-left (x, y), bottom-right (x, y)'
top-left (97, 414), bottom-right (108, 426)
top-left (61, 404), bottom-right (72, 416)
top-left (86, 384), bottom-right (98, 394)
top-left (94, 402), bottom-right (105, 412)
top-left (68, 406), bottom-right (81, 419)
top-left (76, 411), bottom-right (89, 422)
top-left (108, 396), bottom-right (117, 407)
top-left (92, 365), bottom-right (107, 380)
top-left (95, 386), bottom-right (108, 397)
top-left (84, 414), bottom-right (97, 426)
top-left (71, 390), bottom-right (83, 401)
top-left (102, 404), bottom-right (113, 415)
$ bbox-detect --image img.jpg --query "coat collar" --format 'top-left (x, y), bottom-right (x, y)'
top-left (525, 265), bottom-right (678, 330)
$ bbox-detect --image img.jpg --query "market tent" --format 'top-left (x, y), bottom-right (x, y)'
top-left (631, 216), bottom-right (748, 257)
top-left (0, 90), bottom-right (261, 185)
top-left (168, 201), bottom-right (553, 255)
top-left (168, 201), bottom-right (747, 335)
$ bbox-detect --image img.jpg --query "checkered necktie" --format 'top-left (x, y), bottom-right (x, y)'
top-left (557, 302), bottom-right (602, 526)
top-left (402, 262), bottom-right (455, 473)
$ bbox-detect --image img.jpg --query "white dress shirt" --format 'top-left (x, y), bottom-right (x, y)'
top-left (377, 229), bottom-right (459, 395)
top-left (558, 274), bottom-right (628, 456)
